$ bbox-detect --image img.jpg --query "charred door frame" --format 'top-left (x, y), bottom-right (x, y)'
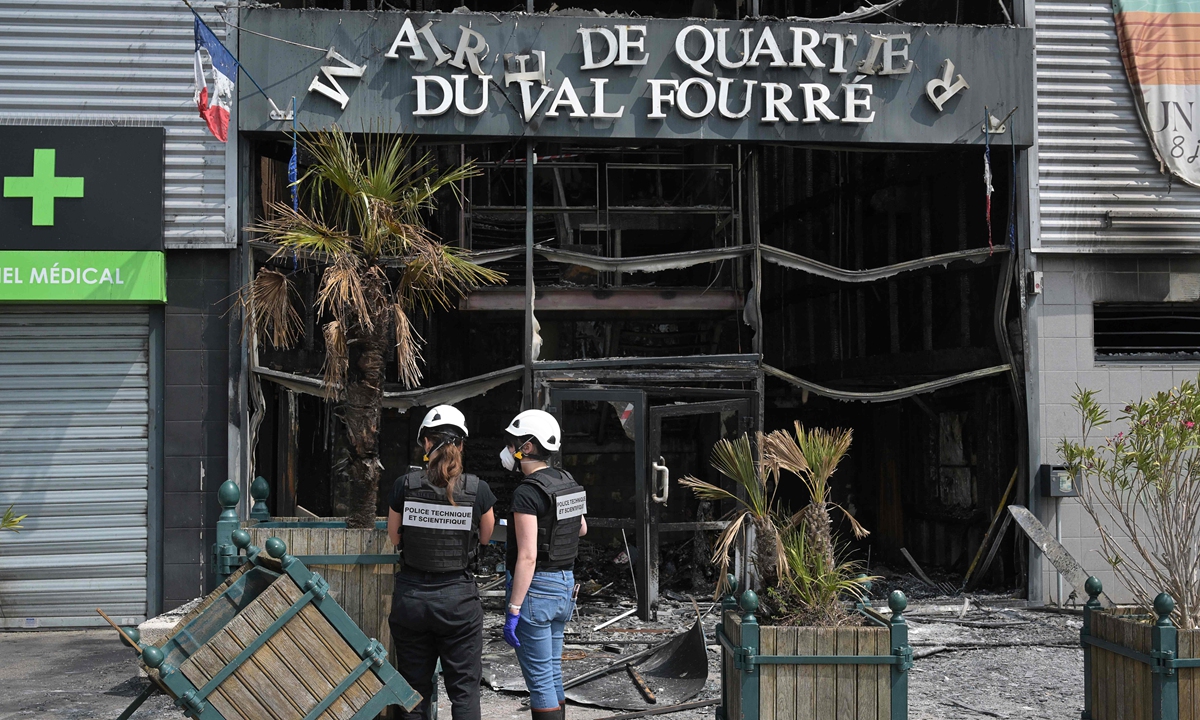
top-left (647, 397), bottom-right (754, 618)
top-left (544, 376), bottom-right (756, 619)
top-left (544, 386), bottom-right (651, 617)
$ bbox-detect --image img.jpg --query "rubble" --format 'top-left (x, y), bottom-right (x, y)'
top-left (0, 589), bottom-right (1084, 720)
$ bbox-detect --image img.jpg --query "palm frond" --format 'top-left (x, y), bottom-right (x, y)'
top-left (709, 434), bottom-right (771, 517)
top-left (322, 320), bottom-right (348, 398)
top-left (829, 502), bottom-right (871, 539)
top-left (676, 476), bottom-right (740, 504)
top-left (249, 202), bottom-right (353, 256)
top-left (795, 422), bottom-right (853, 493)
top-left (244, 268), bottom-right (302, 349)
top-left (393, 304), bottom-right (423, 389)
top-left (763, 427), bottom-right (809, 478)
top-left (394, 234), bottom-right (506, 312)
top-left (317, 254), bottom-right (372, 329)
top-left (710, 511), bottom-right (749, 597)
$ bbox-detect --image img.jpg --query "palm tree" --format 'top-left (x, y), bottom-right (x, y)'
top-left (244, 127), bottom-right (503, 528)
top-left (679, 434), bottom-right (787, 596)
top-left (762, 422), bottom-right (867, 573)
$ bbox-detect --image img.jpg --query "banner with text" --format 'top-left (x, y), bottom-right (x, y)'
top-left (1115, 0), bottom-right (1200, 188)
top-left (239, 10), bottom-right (1034, 147)
top-left (0, 251), bottom-right (166, 303)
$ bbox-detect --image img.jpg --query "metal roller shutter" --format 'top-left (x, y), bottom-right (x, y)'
top-left (1035, 0), bottom-right (1200, 252)
top-left (0, 307), bottom-right (151, 629)
top-left (0, 0), bottom-right (229, 249)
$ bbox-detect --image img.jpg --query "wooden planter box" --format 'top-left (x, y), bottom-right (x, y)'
top-left (1081, 578), bottom-right (1200, 720)
top-left (211, 480), bottom-right (399, 663)
top-left (243, 520), bottom-right (397, 662)
top-left (716, 585), bottom-right (911, 720)
top-left (140, 534), bottom-right (419, 720)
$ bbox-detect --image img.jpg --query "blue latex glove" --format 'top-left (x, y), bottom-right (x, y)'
top-left (503, 610), bottom-right (521, 648)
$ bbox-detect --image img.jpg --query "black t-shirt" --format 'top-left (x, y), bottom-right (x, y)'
top-left (388, 472), bottom-right (497, 526)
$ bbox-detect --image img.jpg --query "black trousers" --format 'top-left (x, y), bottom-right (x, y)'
top-left (389, 570), bottom-right (483, 720)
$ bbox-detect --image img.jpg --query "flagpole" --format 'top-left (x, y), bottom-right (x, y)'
top-left (181, 0), bottom-right (274, 104)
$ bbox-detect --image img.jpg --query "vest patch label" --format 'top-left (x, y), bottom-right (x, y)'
top-left (556, 490), bottom-right (587, 520)
top-left (403, 500), bottom-right (473, 530)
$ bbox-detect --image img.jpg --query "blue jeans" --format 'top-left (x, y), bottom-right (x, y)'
top-left (511, 570), bottom-right (575, 710)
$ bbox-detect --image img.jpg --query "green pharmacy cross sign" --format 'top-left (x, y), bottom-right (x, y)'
top-left (3, 149), bottom-right (85, 226)
top-left (0, 126), bottom-right (163, 252)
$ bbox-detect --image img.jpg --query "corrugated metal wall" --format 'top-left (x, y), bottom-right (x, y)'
top-left (1035, 0), bottom-right (1200, 252)
top-left (0, 0), bottom-right (230, 249)
top-left (0, 308), bottom-right (151, 628)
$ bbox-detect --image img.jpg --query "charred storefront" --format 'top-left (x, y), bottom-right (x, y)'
top-left (233, 1), bottom-right (1034, 617)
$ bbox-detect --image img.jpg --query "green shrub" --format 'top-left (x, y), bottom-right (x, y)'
top-left (1, 505), bottom-right (25, 533)
top-left (1059, 378), bottom-right (1200, 629)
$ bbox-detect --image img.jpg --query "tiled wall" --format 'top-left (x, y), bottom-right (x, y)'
top-left (1033, 255), bottom-right (1200, 603)
top-left (162, 251), bottom-right (232, 611)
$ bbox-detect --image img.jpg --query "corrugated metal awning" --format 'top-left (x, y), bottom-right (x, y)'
top-left (1035, 0), bottom-right (1200, 252)
top-left (0, 0), bottom-right (229, 249)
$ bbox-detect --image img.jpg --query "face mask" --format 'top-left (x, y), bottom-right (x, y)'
top-left (500, 446), bottom-right (517, 471)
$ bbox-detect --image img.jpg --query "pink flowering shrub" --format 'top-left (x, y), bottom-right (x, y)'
top-left (1059, 378), bottom-right (1200, 628)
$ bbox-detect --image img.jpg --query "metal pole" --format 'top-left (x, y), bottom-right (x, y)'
top-left (738, 590), bottom-right (760, 720)
top-left (1055, 496), bottom-right (1063, 605)
top-left (1151, 593), bottom-right (1179, 720)
top-left (212, 480), bottom-right (242, 581)
top-left (1081, 576), bottom-right (1102, 720)
top-left (522, 141), bottom-right (535, 409)
top-left (889, 591), bottom-right (911, 720)
top-left (717, 575), bottom-right (739, 720)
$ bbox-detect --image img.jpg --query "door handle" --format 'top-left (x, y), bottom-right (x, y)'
top-left (651, 456), bottom-right (669, 504)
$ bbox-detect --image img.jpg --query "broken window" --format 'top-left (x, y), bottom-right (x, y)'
top-left (1094, 303), bottom-right (1200, 360)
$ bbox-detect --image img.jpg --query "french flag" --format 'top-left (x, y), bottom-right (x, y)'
top-left (193, 17), bottom-right (236, 142)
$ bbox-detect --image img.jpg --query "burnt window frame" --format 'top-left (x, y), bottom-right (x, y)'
top-left (1093, 302), bottom-right (1200, 363)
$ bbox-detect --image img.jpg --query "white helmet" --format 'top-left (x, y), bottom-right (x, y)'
top-left (417, 405), bottom-right (468, 439)
top-left (505, 409), bottom-right (561, 453)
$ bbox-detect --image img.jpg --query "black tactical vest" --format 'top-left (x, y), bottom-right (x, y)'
top-left (400, 471), bottom-right (480, 573)
top-left (518, 468), bottom-right (587, 571)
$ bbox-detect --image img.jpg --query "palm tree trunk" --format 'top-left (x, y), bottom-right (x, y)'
top-left (340, 272), bottom-right (391, 529)
top-left (800, 501), bottom-right (836, 572)
top-left (753, 519), bottom-right (780, 591)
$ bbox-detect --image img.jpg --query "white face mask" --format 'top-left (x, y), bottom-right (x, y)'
top-left (500, 446), bottom-right (517, 471)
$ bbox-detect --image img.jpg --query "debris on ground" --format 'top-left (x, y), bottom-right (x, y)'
top-left (0, 566), bottom-right (1084, 720)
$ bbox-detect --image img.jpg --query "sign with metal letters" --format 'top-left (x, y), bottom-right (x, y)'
top-left (239, 10), bottom-right (1034, 147)
top-left (0, 126), bottom-right (164, 252)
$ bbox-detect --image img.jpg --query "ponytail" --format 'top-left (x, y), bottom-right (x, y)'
top-left (425, 435), bottom-right (464, 505)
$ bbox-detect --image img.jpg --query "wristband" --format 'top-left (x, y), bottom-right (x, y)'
top-left (507, 603), bottom-right (522, 614)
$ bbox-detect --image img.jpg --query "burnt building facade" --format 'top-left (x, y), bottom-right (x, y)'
top-left (233, 0), bottom-right (1035, 615)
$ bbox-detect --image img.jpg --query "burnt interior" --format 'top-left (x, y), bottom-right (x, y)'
top-left (250, 132), bottom-right (1026, 597)
top-left (247, 0), bottom-right (1027, 601)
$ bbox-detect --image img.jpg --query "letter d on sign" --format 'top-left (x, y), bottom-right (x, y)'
top-left (414, 76), bottom-right (453, 116)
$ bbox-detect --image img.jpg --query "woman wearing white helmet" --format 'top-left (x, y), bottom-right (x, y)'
top-left (387, 404), bottom-right (496, 720)
top-left (500, 409), bottom-right (587, 720)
